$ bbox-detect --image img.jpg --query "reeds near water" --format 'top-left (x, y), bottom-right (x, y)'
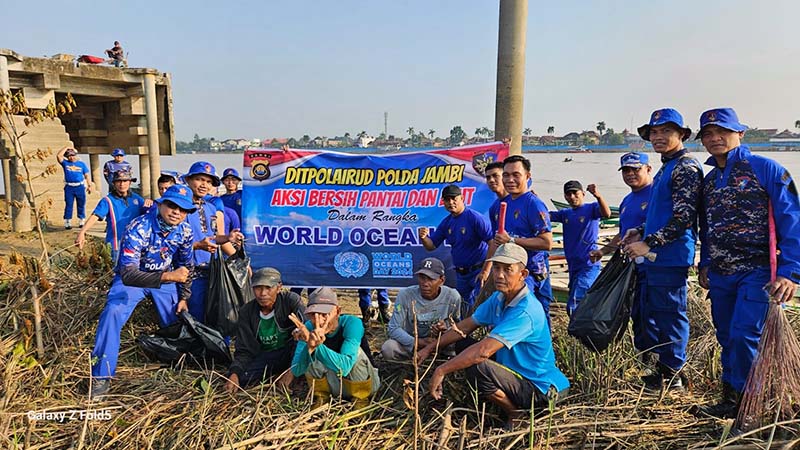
top-left (2, 248), bottom-right (800, 449)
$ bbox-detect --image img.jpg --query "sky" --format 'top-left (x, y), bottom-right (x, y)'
top-left (3, 0), bottom-right (799, 141)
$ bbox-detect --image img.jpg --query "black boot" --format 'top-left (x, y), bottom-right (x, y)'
top-left (360, 305), bottom-right (372, 325)
top-left (378, 304), bottom-right (391, 323)
top-left (643, 362), bottom-right (685, 392)
top-left (697, 383), bottom-right (740, 419)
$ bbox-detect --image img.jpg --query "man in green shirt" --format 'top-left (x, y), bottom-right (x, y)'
top-left (290, 287), bottom-right (380, 406)
top-left (224, 267), bottom-right (306, 393)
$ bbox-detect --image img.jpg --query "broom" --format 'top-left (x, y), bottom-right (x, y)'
top-left (736, 202), bottom-right (800, 431)
top-left (472, 202), bottom-right (506, 311)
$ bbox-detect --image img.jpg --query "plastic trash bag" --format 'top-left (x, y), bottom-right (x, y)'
top-left (567, 249), bottom-right (637, 352)
top-left (205, 247), bottom-right (252, 336)
top-left (137, 311), bottom-right (232, 365)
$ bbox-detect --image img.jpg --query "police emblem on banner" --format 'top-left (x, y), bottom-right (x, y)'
top-left (249, 152), bottom-right (272, 181)
top-left (472, 151), bottom-right (498, 176)
top-left (334, 252), bottom-right (369, 278)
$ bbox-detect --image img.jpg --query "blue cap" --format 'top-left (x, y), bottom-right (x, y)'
top-left (697, 108), bottom-right (748, 138)
top-left (637, 108), bottom-right (692, 142)
top-left (618, 152), bottom-right (649, 170)
top-left (222, 168), bottom-right (242, 181)
top-left (112, 148), bottom-right (125, 157)
top-left (160, 170), bottom-right (184, 184)
top-left (184, 161), bottom-right (220, 186)
top-left (156, 185), bottom-right (197, 212)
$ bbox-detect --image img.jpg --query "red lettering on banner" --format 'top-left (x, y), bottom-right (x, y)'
top-left (308, 190), bottom-right (358, 207)
top-left (359, 190), bottom-right (407, 208)
top-left (407, 189), bottom-right (439, 207)
top-left (271, 189), bottom-right (306, 207)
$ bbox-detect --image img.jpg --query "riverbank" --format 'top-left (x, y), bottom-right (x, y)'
top-left (3, 218), bottom-right (798, 448)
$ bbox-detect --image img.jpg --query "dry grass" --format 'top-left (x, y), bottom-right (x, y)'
top-left (2, 248), bottom-right (800, 449)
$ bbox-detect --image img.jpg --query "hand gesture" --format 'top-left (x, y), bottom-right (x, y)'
top-left (75, 231), bottom-right (87, 249)
top-left (430, 320), bottom-right (448, 336)
top-left (168, 266), bottom-right (191, 283)
top-left (418, 227), bottom-right (429, 240)
top-left (143, 198), bottom-right (154, 208)
top-left (196, 237), bottom-right (218, 253)
top-left (587, 184), bottom-right (599, 197)
top-left (429, 369), bottom-right (445, 400)
top-left (589, 249), bottom-right (604, 263)
top-left (227, 229), bottom-right (244, 246)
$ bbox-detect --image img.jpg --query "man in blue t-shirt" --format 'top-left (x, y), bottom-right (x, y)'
top-left (419, 184), bottom-right (492, 315)
top-left (76, 169), bottom-right (150, 263)
top-left (591, 152), bottom-right (655, 366)
top-left (57, 146), bottom-right (94, 229)
top-left (549, 180), bottom-right (611, 316)
top-left (481, 155), bottom-right (554, 321)
top-left (418, 243), bottom-right (569, 430)
top-left (220, 168), bottom-right (243, 221)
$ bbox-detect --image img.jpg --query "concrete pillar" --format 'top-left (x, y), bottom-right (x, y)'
top-left (0, 55), bottom-right (11, 216)
top-left (494, 0), bottom-right (528, 156)
top-left (89, 154), bottom-right (101, 187)
top-left (139, 154), bottom-right (151, 198)
top-left (143, 74), bottom-right (161, 198)
top-left (2, 54), bottom-right (31, 231)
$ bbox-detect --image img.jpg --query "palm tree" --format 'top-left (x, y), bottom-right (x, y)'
top-left (407, 127), bottom-right (415, 137)
top-left (596, 121), bottom-right (606, 136)
top-left (795, 120), bottom-right (800, 131)
top-left (428, 129), bottom-right (435, 139)
top-left (475, 127), bottom-right (483, 137)
top-left (547, 125), bottom-right (555, 135)
top-left (357, 130), bottom-right (367, 139)
top-left (523, 128), bottom-right (532, 137)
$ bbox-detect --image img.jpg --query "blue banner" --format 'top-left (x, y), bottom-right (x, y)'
top-left (242, 142), bottom-right (509, 288)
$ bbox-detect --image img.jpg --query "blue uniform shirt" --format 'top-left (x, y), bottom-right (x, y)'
top-left (62, 159), bottom-right (89, 183)
top-left (490, 192), bottom-right (551, 275)
top-left (186, 195), bottom-right (220, 267)
top-left (550, 202), bottom-right (601, 272)
top-left (619, 185), bottom-right (653, 237)
top-left (103, 160), bottom-right (132, 185)
top-left (220, 191), bottom-right (242, 220)
top-left (90, 192), bottom-right (147, 249)
top-left (472, 286), bottom-right (570, 394)
top-left (643, 149), bottom-right (702, 267)
top-left (118, 209), bottom-right (194, 274)
top-left (429, 207), bottom-right (492, 268)
top-left (700, 145), bottom-right (800, 282)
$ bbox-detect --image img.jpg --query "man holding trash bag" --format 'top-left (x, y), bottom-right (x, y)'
top-left (224, 268), bottom-right (306, 393)
top-left (88, 185), bottom-right (196, 398)
top-left (696, 108), bottom-right (800, 418)
top-left (417, 243), bottom-right (569, 430)
top-left (623, 108), bottom-right (702, 391)
top-left (590, 152), bottom-right (656, 367)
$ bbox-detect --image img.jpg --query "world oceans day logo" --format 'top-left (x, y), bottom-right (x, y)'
top-left (334, 252), bottom-right (369, 278)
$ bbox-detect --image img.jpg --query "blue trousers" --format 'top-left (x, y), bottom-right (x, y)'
top-left (631, 268), bottom-right (658, 353)
top-left (91, 276), bottom-right (178, 378)
top-left (188, 276), bottom-right (209, 323)
top-left (642, 266), bottom-right (689, 371)
top-left (566, 264), bottom-right (601, 316)
top-left (63, 185), bottom-right (86, 220)
top-left (456, 268), bottom-right (481, 317)
top-left (708, 266), bottom-right (771, 392)
top-left (526, 275), bottom-right (552, 328)
top-left (358, 289), bottom-right (389, 309)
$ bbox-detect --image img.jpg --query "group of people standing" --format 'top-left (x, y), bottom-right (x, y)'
top-left (63, 105), bottom-right (799, 428)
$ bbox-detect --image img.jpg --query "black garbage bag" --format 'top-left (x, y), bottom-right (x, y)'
top-left (567, 249), bottom-right (637, 352)
top-left (136, 311), bottom-right (232, 366)
top-left (205, 246), bottom-right (252, 336)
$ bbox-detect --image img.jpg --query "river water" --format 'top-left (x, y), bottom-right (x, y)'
top-left (5, 149), bottom-right (800, 208)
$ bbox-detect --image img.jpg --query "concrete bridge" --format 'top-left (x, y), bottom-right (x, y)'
top-left (0, 48), bottom-right (174, 231)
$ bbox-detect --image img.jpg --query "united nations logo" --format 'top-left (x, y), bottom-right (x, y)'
top-left (334, 252), bottom-right (369, 278)
top-left (249, 152), bottom-right (272, 181)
